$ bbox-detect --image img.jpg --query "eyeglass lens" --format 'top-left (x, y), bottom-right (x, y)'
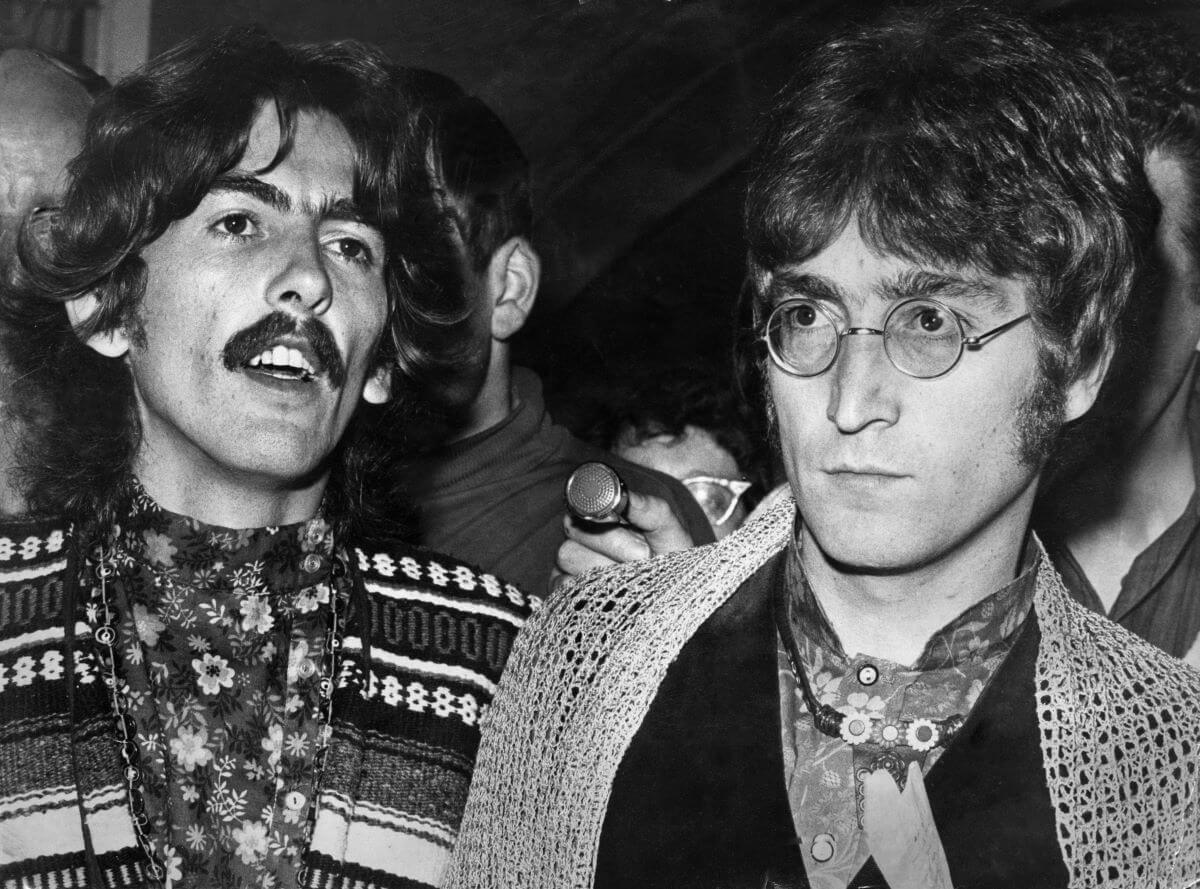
top-left (684, 479), bottom-right (742, 526)
top-left (765, 298), bottom-right (965, 378)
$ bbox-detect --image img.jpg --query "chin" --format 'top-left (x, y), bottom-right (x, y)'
top-left (210, 442), bottom-right (329, 489)
top-left (801, 511), bottom-right (936, 575)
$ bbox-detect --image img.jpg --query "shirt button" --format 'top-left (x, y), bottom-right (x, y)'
top-left (285, 790), bottom-right (307, 810)
top-left (302, 553), bottom-right (323, 574)
top-left (857, 664), bottom-right (879, 686)
top-left (811, 833), bottom-right (836, 862)
top-left (297, 658), bottom-right (316, 679)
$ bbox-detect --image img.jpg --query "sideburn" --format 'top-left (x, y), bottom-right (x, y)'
top-left (1014, 371), bottom-right (1067, 468)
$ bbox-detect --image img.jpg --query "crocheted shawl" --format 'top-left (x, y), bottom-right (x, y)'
top-left (448, 495), bottom-right (1200, 888)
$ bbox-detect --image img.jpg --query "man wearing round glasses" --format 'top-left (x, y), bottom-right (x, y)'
top-left (763, 294), bottom-right (1030, 380)
top-left (449, 6), bottom-right (1200, 888)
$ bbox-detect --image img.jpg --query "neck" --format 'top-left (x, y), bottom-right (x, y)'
top-left (1068, 359), bottom-right (1196, 548)
top-left (799, 495), bottom-right (1033, 667)
top-left (448, 350), bottom-right (514, 442)
top-left (133, 457), bottom-right (327, 528)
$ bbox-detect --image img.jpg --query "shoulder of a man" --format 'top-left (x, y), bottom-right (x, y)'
top-left (1047, 587), bottom-right (1200, 738)
top-left (1039, 588), bottom-right (1200, 875)
top-left (0, 516), bottom-right (72, 726)
top-left (0, 514), bottom-right (71, 607)
top-left (348, 535), bottom-right (535, 689)
top-left (1065, 592), bottom-right (1200, 680)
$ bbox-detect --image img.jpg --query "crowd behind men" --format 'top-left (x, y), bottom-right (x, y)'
top-left (0, 3), bottom-right (1198, 888)
top-left (389, 69), bottom-right (713, 599)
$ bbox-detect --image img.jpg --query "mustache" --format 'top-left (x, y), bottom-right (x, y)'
top-left (221, 311), bottom-right (346, 388)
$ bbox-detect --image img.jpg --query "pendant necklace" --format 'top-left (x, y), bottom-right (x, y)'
top-left (772, 577), bottom-right (964, 784)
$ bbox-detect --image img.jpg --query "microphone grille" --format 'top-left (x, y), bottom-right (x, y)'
top-left (565, 462), bottom-right (626, 520)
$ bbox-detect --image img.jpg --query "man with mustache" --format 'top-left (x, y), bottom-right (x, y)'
top-left (449, 7), bottom-right (1200, 888)
top-left (0, 28), bottom-right (529, 889)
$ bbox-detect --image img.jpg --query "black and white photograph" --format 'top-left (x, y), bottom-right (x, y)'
top-left (0, 0), bottom-right (1198, 886)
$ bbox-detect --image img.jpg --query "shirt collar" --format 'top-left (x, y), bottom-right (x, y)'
top-left (784, 523), bottom-right (1039, 671)
top-left (113, 477), bottom-right (334, 598)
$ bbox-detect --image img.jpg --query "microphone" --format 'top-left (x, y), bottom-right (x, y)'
top-left (565, 461), bottom-right (629, 522)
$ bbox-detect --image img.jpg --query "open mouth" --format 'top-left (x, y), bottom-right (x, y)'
top-left (245, 344), bottom-right (318, 382)
top-left (223, 312), bottom-right (346, 389)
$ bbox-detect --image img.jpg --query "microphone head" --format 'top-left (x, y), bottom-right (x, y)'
top-left (565, 461), bottom-right (629, 521)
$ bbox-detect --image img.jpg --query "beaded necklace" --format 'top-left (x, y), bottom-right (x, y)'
top-left (83, 538), bottom-right (345, 887)
top-left (772, 573), bottom-right (964, 784)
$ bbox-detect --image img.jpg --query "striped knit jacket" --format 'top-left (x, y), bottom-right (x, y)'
top-left (0, 514), bottom-right (532, 889)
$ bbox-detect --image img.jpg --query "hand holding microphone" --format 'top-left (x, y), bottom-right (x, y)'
top-left (553, 461), bottom-right (697, 588)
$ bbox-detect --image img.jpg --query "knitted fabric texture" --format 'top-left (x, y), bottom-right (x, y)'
top-left (448, 495), bottom-right (1200, 888)
top-left (0, 516), bottom-right (531, 889)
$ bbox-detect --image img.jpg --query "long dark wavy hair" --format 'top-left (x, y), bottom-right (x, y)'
top-left (0, 27), bottom-right (471, 538)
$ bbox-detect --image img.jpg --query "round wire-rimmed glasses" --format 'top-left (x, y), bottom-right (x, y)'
top-left (762, 296), bottom-right (1032, 379)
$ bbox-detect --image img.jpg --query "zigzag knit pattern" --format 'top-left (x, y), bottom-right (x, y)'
top-left (447, 495), bottom-right (1200, 888)
top-left (0, 516), bottom-right (531, 889)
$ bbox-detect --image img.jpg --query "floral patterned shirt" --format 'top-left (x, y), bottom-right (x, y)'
top-left (778, 536), bottom-right (1038, 889)
top-left (107, 485), bottom-right (343, 888)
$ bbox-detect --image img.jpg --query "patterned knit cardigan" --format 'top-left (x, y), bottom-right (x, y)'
top-left (448, 495), bottom-right (1200, 889)
top-left (0, 515), bottom-right (532, 889)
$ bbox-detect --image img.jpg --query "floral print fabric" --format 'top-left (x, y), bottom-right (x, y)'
top-left (106, 486), bottom-right (341, 888)
top-left (778, 535), bottom-right (1037, 889)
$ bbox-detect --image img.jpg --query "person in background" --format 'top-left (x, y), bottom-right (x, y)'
top-left (394, 73), bottom-right (713, 599)
top-left (576, 363), bottom-right (772, 539)
top-left (448, 7), bottom-right (1200, 888)
top-left (0, 47), bottom-right (104, 516)
top-left (1037, 16), bottom-right (1200, 665)
top-left (0, 30), bottom-right (529, 888)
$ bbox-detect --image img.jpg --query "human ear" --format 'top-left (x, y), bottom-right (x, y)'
top-left (488, 236), bottom-right (541, 341)
top-left (64, 293), bottom-right (129, 358)
top-left (362, 364), bottom-right (392, 405)
top-left (1063, 345), bottom-right (1113, 422)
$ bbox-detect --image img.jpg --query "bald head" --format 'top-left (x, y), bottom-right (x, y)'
top-left (0, 49), bottom-right (92, 232)
top-left (0, 49), bottom-right (93, 516)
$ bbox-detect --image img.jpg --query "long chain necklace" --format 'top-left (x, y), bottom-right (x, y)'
top-left (84, 539), bottom-right (345, 886)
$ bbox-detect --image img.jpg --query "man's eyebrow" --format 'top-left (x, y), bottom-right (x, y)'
top-left (876, 270), bottom-right (1013, 311)
top-left (766, 269), bottom-right (846, 304)
top-left (209, 174), bottom-right (375, 229)
top-left (319, 196), bottom-right (373, 228)
top-left (211, 173), bottom-right (291, 213)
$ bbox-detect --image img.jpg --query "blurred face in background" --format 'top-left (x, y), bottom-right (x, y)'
top-left (0, 50), bottom-right (91, 254)
top-left (615, 423), bottom-right (750, 539)
top-left (0, 50), bottom-right (92, 515)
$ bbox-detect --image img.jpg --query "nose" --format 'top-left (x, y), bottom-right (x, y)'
top-left (266, 232), bottom-right (333, 314)
top-left (826, 331), bottom-right (900, 433)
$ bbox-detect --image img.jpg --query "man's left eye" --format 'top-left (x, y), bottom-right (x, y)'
top-left (332, 238), bottom-right (373, 263)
